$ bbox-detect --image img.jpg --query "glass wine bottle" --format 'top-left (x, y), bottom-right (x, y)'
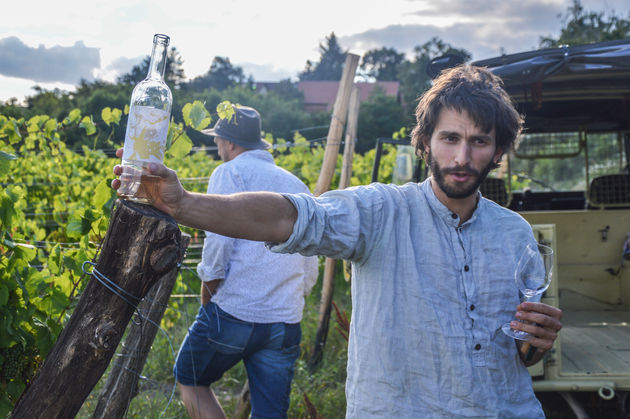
top-left (117, 33), bottom-right (172, 204)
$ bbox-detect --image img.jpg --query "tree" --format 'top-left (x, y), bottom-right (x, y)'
top-left (299, 32), bottom-right (347, 81)
top-left (25, 87), bottom-right (73, 120)
top-left (184, 56), bottom-right (247, 91)
top-left (360, 47), bottom-right (405, 81)
top-left (0, 97), bottom-right (26, 119)
top-left (397, 37), bottom-right (470, 112)
top-left (117, 47), bottom-right (187, 88)
top-left (356, 86), bottom-right (408, 154)
top-left (540, 0), bottom-right (630, 48)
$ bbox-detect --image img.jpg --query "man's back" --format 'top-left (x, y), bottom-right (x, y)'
top-left (197, 149), bottom-right (317, 323)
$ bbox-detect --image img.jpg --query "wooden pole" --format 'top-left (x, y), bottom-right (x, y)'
top-left (91, 234), bottom-right (190, 419)
top-left (313, 53), bottom-right (360, 197)
top-left (308, 257), bottom-right (338, 369)
top-left (339, 86), bottom-right (360, 190)
top-left (339, 87), bottom-right (360, 282)
top-left (11, 200), bottom-right (188, 419)
top-left (309, 86), bottom-right (361, 369)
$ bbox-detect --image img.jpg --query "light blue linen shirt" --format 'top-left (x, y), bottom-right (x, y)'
top-left (197, 150), bottom-right (318, 323)
top-left (269, 178), bottom-right (544, 418)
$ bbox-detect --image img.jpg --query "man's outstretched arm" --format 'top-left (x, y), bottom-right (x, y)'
top-left (111, 149), bottom-right (297, 243)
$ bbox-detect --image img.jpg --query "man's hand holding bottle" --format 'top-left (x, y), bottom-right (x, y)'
top-left (112, 148), bottom-right (185, 218)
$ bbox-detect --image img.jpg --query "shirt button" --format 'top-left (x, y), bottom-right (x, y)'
top-left (451, 213), bottom-right (457, 219)
top-left (470, 304), bottom-right (475, 311)
top-left (475, 344), bottom-right (481, 350)
top-left (464, 265), bottom-right (469, 272)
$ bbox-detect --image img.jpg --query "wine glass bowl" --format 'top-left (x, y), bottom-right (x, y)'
top-left (501, 242), bottom-right (553, 341)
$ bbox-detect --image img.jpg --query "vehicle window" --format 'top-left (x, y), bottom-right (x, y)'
top-left (510, 132), bottom-right (626, 193)
top-left (587, 132), bottom-right (626, 178)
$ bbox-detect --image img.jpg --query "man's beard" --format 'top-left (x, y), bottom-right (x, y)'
top-left (428, 151), bottom-right (494, 199)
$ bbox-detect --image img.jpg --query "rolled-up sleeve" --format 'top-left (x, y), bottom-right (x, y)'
top-left (268, 184), bottom-right (385, 263)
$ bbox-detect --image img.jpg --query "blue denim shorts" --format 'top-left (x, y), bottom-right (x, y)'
top-left (174, 302), bottom-right (301, 418)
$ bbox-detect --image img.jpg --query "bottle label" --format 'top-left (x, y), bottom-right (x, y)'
top-left (122, 106), bottom-right (170, 163)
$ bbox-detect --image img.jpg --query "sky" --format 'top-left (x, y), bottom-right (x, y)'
top-left (1, 0), bottom-right (628, 104)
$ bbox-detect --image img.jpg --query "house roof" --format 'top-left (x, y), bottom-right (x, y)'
top-left (297, 81), bottom-right (400, 112)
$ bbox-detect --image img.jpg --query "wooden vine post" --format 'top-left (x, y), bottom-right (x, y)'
top-left (11, 200), bottom-right (189, 419)
top-left (310, 55), bottom-right (360, 369)
top-left (92, 232), bottom-right (190, 418)
top-left (340, 87), bottom-right (360, 282)
top-left (313, 53), bottom-right (360, 197)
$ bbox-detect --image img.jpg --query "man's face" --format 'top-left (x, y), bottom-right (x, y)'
top-left (426, 108), bottom-right (501, 200)
top-left (214, 137), bottom-right (231, 162)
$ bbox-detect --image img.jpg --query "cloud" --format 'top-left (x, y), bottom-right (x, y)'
top-left (0, 36), bottom-right (100, 84)
top-left (339, 0), bottom-right (570, 60)
top-left (106, 56), bottom-right (144, 75)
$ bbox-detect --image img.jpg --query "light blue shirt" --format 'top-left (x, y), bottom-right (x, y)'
top-left (197, 150), bottom-right (318, 323)
top-left (269, 179), bottom-right (544, 418)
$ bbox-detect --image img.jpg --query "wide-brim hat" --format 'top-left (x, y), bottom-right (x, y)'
top-left (201, 105), bottom-right (271, 150)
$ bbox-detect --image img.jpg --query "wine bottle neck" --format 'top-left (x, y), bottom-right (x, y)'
top-left (146, 34), bottom-right (169, 81)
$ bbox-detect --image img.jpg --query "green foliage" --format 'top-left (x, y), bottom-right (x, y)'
top-left (0, 94), bottom-right (400, 416)
top-left (185, 56), bottom-right (248, 91)
top-left (357, 86), bottom-right (409, 154)
top-left (182, 101), bottom-right (212, 130)
top-left (540, 0), bottom-right (630, 48)
top-left (0, 100), bottom-right (259, 415)
top-left (117, 46), bottom-right (187, 89)
top-left (396, 37), bottom-right (471, 113)
top-left (360, 47), bottom-right (405, 81)
top-left (299, 32), bottom-right (347, 81)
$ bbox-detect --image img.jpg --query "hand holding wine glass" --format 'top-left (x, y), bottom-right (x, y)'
top-left (502, 242), bottom-right (554, 341)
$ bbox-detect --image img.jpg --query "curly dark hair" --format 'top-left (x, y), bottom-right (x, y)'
top-left (410, 65), bottom-right (523, 169)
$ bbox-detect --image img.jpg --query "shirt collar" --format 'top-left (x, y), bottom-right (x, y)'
top-left (420, 177), bottom-right (484, 227)
top-left (233, 149), bottom-right (274, 163)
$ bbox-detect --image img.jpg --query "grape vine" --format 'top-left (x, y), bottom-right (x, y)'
top-left (0, 100), bottom-right (398, 415)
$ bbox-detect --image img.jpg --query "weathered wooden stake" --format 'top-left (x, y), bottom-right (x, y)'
top-left (11, 200), bottom-right (188, 419)
top-left (313, 53), bottom-right (360, 197)
top-left (339, 86), bottom-right (360, 191)
top-left (91, 233), bottom-right (190, 418)
top-left (310, 85), bottom-right (361, 369)
top-left (340, 87), bottom-right (360, 282)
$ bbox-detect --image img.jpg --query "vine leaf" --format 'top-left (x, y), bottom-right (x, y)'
top-left (183, 101), bottom-right (212, 131)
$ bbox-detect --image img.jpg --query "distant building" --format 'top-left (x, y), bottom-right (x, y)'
top-left (297, 81), bottom-right (401, 112)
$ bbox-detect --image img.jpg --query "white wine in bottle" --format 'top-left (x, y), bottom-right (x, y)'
top-left (118, 33), bottom-right (172, 204)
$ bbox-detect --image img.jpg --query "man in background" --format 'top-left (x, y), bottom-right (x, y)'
top-left (173, 106), bottom-right (318, 419)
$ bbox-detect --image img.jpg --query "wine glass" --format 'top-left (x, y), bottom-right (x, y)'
top-left (501, 242), bottom-right (553, 341)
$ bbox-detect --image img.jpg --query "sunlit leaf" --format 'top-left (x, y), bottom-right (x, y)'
top-left (79, 116), bottom-right (97, 136)
top-left (5, 118), bottom-right (22, 144)
top-left (101, 107), bottom-right (112, 126)
top-left (167, 132), bottom-right (193, 159)
top-left (63, 109), bottom-right (81, 125)
top-left (182, 101), bottom-right (212, 130)
top-left (0, 150), bottom-right (17, 175)
top-left (44, 118), bottom-right (58, 138)
top-left (216, 101), bottom-right (235, 120)
top-left (93, 179), bottom-right (113, 209)
top-left (110, 107), bottom-right (122, 125)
